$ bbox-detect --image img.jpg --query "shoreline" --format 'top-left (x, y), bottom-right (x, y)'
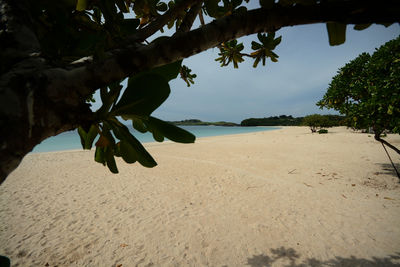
top-left (30, 125), bottom-right (281, 154)
top-left (2, 126), bottom-right (400, 266)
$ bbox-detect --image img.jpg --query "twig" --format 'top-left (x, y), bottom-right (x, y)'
top-left (380, 141), bottom-right (400, 181)
top-left (288, 169), bottom-right (296, 174)
top-left (375, 134), bottom-right (400, 155)
top-left (246, 184), bottom-right (264, 190)
top-left (175, 1), bottom-right (203, 34)
top-left (198, 8), bottom-right (205, 26)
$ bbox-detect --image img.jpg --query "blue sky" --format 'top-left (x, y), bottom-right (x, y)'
top-left (93, 14), bottom-right (399, 124)
top-left (151, 24), bottom-right (399, 123)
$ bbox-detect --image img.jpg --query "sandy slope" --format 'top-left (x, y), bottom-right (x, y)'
top-left (1, 127), bottom-right (399, 267)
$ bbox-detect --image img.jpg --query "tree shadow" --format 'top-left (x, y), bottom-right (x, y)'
top-left (376, 163), bottom-right (400, 179)
top-left (247, 247), bottom-right (400, 267)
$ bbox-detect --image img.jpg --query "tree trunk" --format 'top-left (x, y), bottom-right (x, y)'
top-left (0, 0), bottom-right (94, 183)
top-left (0, 65), bottom-right (94, 184)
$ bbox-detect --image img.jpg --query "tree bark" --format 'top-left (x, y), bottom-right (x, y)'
top-left (0, 0), bottom-right (94, 184)
top-left (1, 0), bottom-right (399, 184)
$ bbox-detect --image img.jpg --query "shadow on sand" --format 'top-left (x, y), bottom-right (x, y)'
top-left (246, 247), bottom-right (400, 267)
top-left (376, 163), bottom-right (400, 179)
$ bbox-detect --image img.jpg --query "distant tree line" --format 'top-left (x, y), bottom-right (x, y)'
top-left (240, 115), bottom-right (346, 127)
top-left (241, 115), bottom-right (303, 126)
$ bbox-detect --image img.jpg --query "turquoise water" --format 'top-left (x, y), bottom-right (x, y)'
top-left (32, 125), bottom-right (279, 153)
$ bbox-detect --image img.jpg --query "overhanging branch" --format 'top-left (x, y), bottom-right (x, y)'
top-left (47, 1), bottom-right (400, 104)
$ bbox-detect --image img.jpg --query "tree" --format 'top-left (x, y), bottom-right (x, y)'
top-left (317, 36), bottom-right (400, 154)
top-left (302, 114), bottom-right (323, 132)
top-left (0, 0), bottom-right (399, 184)
top-left (301, 114), bottom-right (345, 133)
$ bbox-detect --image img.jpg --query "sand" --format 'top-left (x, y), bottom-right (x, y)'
top-left (1, 126), bottom-right (400, 267)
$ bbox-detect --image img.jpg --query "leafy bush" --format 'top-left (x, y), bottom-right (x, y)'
top-left (318, 129), bottom-right (328, 134)
top-left (318, 37), bottom-right (400, 136)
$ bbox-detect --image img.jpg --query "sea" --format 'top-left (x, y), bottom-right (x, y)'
top-left (32, 125), bottom-right (279, 153)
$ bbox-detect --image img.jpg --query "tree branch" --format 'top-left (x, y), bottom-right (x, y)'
top-left (56, 0), bottom-right (400, 99)
top-left (375, 134), bottom-right (400, 155)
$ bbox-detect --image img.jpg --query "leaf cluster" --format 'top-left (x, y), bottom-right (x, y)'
top-left (214, 32), bottom-right (282, 69)
top-left (30, 0), bottom-right (142, 63)
top-left (78, 60), bottom-right (195, 173)
top-left (180, 65), bottom-right (197, 86)
top-left (251, 33), bottom-right (281, 67)
top-left (215, 40), bottom-right (245, 68)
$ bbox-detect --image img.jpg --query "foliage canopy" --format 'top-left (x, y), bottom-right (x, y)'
top-left (318, 37), bottom-right (400, 136)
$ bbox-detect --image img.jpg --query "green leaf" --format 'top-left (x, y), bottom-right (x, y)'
top-left (147, 117), bottom-right (195, 143)
top-left (204, 0), bottom-right (220, 17)
top-left (98, 81), bottom-right (123, 116)
top-left (95, 146), bottom-right (106, 165)
top-left (326, 22), bottom-right (347, 46)
top-left (119, 140), bottom-right (137, 163)
top-left (105, 147), bottom-right (119, 173)
top-left (109, 121), bottom-right (157, 167)
top-left (150, 60), bottom-right (183, 82)
top-left (130, 116), bottom-right (148, 133)
top-left (78, 126), bottom-right (87, 149)
top-left (156, 2), bottom-right (168, 11)
top-left (112, 73), bottom-right (170, 116)
top-left (76, 0), bottom-right (87, 11)
top-left (86, 125), bottom-right (98, 149)
top-left (251, 41), bottom-right (262, 50)
top-left (78, 125), bottom-right (99, 150)
top-left (273, 36), bottom-right (282, 47)
top-left (152, 131), bottom-right (165, 142)
top-left (253, 56), bottom-right (261, 68)
top-left (114, 142), bottom-right (122, 157)
top-left (388, 105), bottom-right (394, 115)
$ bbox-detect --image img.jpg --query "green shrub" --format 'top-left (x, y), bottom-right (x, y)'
top-left (318, 129), bottom-right (328, 134)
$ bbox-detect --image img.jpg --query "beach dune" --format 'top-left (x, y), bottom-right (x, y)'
top-left (1, 127), bottom-right (399, 266)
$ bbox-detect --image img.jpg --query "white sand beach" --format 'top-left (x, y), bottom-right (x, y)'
top-left (1, 126), bottom-right (400, 266)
